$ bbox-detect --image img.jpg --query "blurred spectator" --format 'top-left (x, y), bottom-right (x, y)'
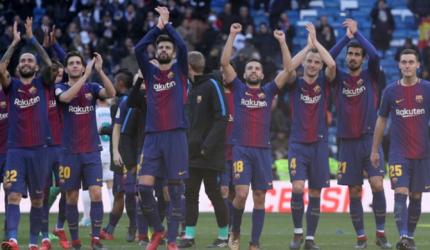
top-left (298, 0), bottom-right (311, 9)
top-left (316, 15), bottom-right (336, 50)
top-left (422, 41), bottom-right (430, 80)
top-left (216, 2), bottom-right (237, 35)
top-left (74, 5), bottom-right (94, 31)
top-left (278, 13), bottom-right (295, 53)
top-left (230, 0), bottom-right (249, 15)
top-left (270, 95), bottom-right (289, 160)
top-left (238, 6), bottom-right (254, 28)
top-left (418, 14), bottom-right (430, 49)
top-left (395, 38), bottom-right (419, 61)
top-left (253, 0), bottom-right (271, 13)
top-left (407, 0), bottom-right (430, 20)
top-left (268, 0), bottom-right (291, 30)
top-left (34, 15), bottom-right (51, 42)
top-left (254, 23), bottom-right (278, 60)
top-left (371, 0), bottom-right (395, 56)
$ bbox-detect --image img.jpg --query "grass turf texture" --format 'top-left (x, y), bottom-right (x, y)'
top-left (1, 213), bottom-right (429, 249)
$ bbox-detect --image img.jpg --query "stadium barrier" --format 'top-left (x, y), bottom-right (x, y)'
top-left (1, 180), bottom-right (429, 213)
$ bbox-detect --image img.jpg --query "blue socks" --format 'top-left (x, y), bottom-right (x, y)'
top-left (57, 194), bottom-right (66, 229)
top-left (251, 208), bottom-right (265, 245)
top-left (291, 192), bottom-right (304, 232)
top-left (138, 185), bottom-right (164, 232)
top-left (394, 193), bottom-right (408, 237)
top-left (6, 203), bottom-right (19, 240)
top-left (231, 205), bottom-right (244, 234)
top-left (350, 196), bottom-right (365, 236)
top-left (90, 201), bottom-right (103, 237)
top-left (29, 206), bottom-right (43, 245)
top-left (66, 204), bottom-right (79, 241)
top-left (372, 191), bottom-right (386, 232)
top-left (167, 184), bottom-right (185, 243)
top-left (125, 192), bottom-right (137, 229)
top-left (407, 197), bottom-right (422, 238)
top-left (306, 197), bottom-right (320, 237)
top-left (136, 201), bottom-right (149, 236)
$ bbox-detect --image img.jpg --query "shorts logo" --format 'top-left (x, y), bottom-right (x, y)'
top-left (416, 95), bottom-right (423, 103)
top-left (178, 171), bottom-right (187, 176)
top-left (197, 95), bottom-right (202, 103)
top-left (395, 99), bottom-right (404, 104)
top-left (96, 178), bottom-right (102, 182)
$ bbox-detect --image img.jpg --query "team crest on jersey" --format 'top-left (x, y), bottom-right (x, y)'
top-left (313, 85), bottom-right (321, 94)
top-left (228, 114), bottom-right (234, 122)
top-left (416, 95), bottom-right (423, 103)
top-left (167, 71), bottom-right (175, 79)
top-left (85, 93), bottom-right (93, 100)
top-left (0, 101), bottom-right (6, 109)
top-left (197, 95), bottom-right (202, 103)
top-left (29, 86), bottom-right (37, 94)
top-left (357, 79), bottom-right (364, 86)
top-left (258, 92), bottom-right (266, 99)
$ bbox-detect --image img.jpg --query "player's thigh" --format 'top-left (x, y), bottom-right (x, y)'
top-left (232, 146), bottom-right (253, 187)
top-left (309, 141), bottom-right (330, 189)
top-left (28, 146), bottom-right (50, 198)
top-left (4, 149), bottom-right (27, 196)
top-left (162, 129), bottom-right (188, 180)
top-left (388, 158), bottom-right (410, 191)
top-left (288, 143), bottom-right (309, 183)
top-left (410, 158), bottom-right (430, 193)
top-left (59, 152), bottom-right (82, 191)
top-left (251, 148), bottom-right (273, 191)
top-left (337, 139), bottom-right (364, 185)
top-left (81, 151), bottom-right (103, 190)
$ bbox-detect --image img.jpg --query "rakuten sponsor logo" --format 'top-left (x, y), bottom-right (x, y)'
top-left (240, 98), bottom-right (268, 108)
top-left (14, 96), bottom-right (40, 109)
top-left (153, 81), bottom-right (176, 92)
top-left (69, 105), bottom-right (94, 115)
top-left (300, 94), bottom-right (321, 104)
top-left (395, 108), bottom-right (425, 118)
top-left (342, 85), bottom-right (366, 97)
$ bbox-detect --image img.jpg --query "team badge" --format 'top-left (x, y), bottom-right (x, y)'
top-left (313, 85), bottom-right (321, 94)
top-left (85, 93), bottom-right (93, 100)
top-left (258, 92), bottom-right (266, 99)
top-left (168, 71), bottom-right (175, 79)
top-left (357, 79), bottom-right (364, 86)
top-left (197, 95), bottom-right (202, 103)
top-left (0, 101), bottom-right (6, 109)
top-left (416, 95), bottom-right (423, 103)
top-left (228, 114), bottom-right (234, 122)
top-left (29, 86), bottom-right (37, 94)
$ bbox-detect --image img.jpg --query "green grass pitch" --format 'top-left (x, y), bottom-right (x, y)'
top-left (1, 213), bottom-right (429, 249)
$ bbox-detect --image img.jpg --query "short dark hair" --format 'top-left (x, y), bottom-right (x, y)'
top-left (114, 68), bottom-right (133, 89)
top-left (245, 58), bottom-right (263, 68)
top-left (156, 34), bottom-right (174, 47)
top-left (399, 48), bottom-right (419, 61)
top-left (307, 48), bottom-right (319, 54)
top-left (65, 51), bottom-right (85, 67)
top-left (346, 41), bottom-right (366, 57)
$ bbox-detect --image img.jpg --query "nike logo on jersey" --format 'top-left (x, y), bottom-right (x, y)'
top-left (395, 99), bottom-right (404, 104)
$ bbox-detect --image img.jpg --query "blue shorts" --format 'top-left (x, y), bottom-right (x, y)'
top-left (138, 129), bottom-right (188, 180)
top-left (388, 157), bottom-right (430, 192)
top-left (232, 146), bottom-right (273, 191)
top-left (4, 147), bottom-right (49, 198)
top-left (47, 146), bottom-right (62, 187)
top-left (0, 153), bottom-right (6, 184)
top-left (220, 160), bottom-right (233, 187)
top-left (113, 168), bottom-right (137, 194)
top-left (59, 151), bottom-right (103, 191)
top-left (288, 141), bottom-right (330, 189)
top-left (337, 135), bottom-right (386, 185)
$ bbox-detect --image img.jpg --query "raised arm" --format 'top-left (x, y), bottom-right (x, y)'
top-left (273, 30), bottom-right (293, 89)
top-left (128, 71), bottom-right (146, 109)
top-left (134, 27), bottom-right (162, 79)
top-left (0, 21), bottom-right (21, 88)
top-left (329, 35), bottom-right (350, 59)
top-left (220, 23), bottom-right (241, 84)
top-left (25, 17), bottom-right (52, 67)
top-left (93, 52), bottom-right (116, 98)
top-left (344, 19), bottom-right (379, 79)
top-left (307, 23), bottom-right (336, 81)
top-left (157, 6), bottom-right (188, 75)
top-left (57, 58), bottom-right (95, 103)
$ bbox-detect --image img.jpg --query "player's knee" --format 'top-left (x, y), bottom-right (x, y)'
top-left (66, 190), bottom-right (79, 204)
top-left (308, 188), bottom-right (321, 198)
top-left (410, 192), bottom-right (422, 200)
top-left (31, 198), bottom-right (43, 208)
top-left (369, 177), bottom-right (384, 192)
top-left (7, 192), bottom-right (22, 204)
top-left (89, 188), bottom-right (102, 202)
top-left (292, 182), bottom-right (305, 193)
top-left (395, 187), bottom-right (409, 195)
top-left (234, 189), bottom-right (248, 204)
top-left (252, 190), bottom-right (266, 207)
top-left (349, 186), bottom-right (362, 197)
